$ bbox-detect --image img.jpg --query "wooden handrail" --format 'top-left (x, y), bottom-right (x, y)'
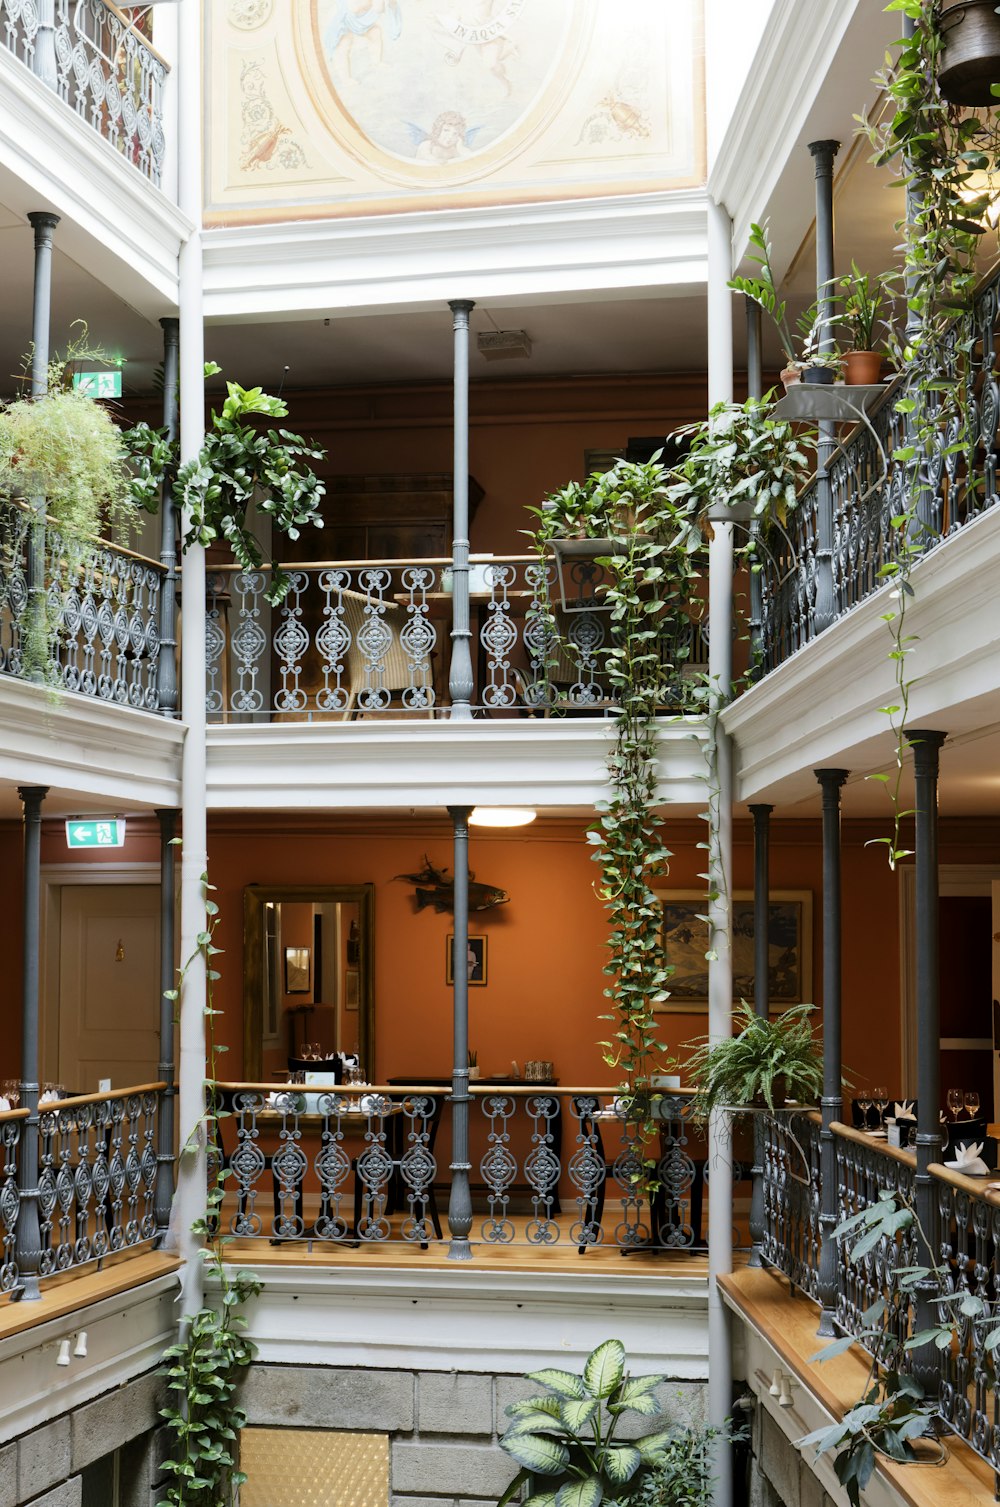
top-left (212, 1080), bottom-right (694, 1099)
top-left (831, 1119), bottom-right (916, 1166)
top-left (0, 1106), bottom-right (29, 1122)
top-left (928, 1162), bottom-right (1000, 1205)
top-left (40, 1081), bottom-right (167, 1111)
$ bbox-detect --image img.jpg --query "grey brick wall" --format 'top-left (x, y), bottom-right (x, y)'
top-left (238, 1364), bottom-right (710, 1507)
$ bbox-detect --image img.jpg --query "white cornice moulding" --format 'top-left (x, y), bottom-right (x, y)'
top-left (722, 508), bottom-right (1000, 803)
top-left (0, 45), bottom-right (190, 308)
top-left (707, 0), bottom-right (861, 268)
top-left (0, 679), bottom-right (184, 807)
top-left (202, 191), bottom-right (708, 317)
top-left (205, 718), bottom-right (710, 811)
top-left (210, 1261), bottom-right (710, 1377)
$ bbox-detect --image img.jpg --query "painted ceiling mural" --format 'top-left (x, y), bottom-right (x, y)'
top-left (204, 0), bottom-right (704, 224)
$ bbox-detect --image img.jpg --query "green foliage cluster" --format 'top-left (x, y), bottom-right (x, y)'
top-left (497, 1338), bottom-right (720, 1507)
top-left (798, 1184), bottom-right (1000, 1504)
top-left (666, 399), bottom-right (809, 524)
top-left (683, 1001), bottom-right (823, 1119)
top-left (156, 865), bottom-right (262, 1507)
top-left (123, 362), bottom-right (327, 606)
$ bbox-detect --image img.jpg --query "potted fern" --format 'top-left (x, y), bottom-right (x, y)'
top-left (684, 1002), bottom-right (822, 1120)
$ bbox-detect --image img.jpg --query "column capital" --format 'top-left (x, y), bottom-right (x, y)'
top-left (27, 210), bottom-right (60, 236)
top-left (808, 139), bottom-right (840, 165)
top-left (17, 785), bottom-right (49, 805)
top-left (908, 729), bottom-right (947, 767)
top-left (448, 299), bottom-right (475, 320)
top-left (748, 802), bottom-right (774, 817)
top-left (814, 768), bottom-right (848, 791)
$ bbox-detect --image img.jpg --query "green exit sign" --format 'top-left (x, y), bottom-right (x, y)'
top-left (73, 370), bottom-right (122, 399)
top-left (65, 819), bottom-right (126, 849)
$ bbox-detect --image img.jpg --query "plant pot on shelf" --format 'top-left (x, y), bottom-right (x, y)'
top-left (938, 0), bottom-right (1000, 106)
top-left (842, 350), bottom-right (884, 386)
top-left (780, 365), bottom-right (802, 392)
top-left (751, 1075), bottom-right (791, 1110)
top-left (801, 365), bottom-right (835, 386)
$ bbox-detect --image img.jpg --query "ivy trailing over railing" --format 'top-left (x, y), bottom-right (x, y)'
top-left (157, 867), bottom-right (261, 1507)
top-left (862, 0), bottom-right (1000, 865)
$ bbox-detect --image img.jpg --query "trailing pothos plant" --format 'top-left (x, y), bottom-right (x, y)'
top-left (157, 864), bottom-right (261, 1507)
top-left (860, 0), bottom-right (1000, 866)
top-left (124, 362), bottom-right (327, 606)
top-left (799, 1185), bottom-right (1000, 1505)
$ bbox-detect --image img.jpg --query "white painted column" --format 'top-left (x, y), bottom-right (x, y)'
top-left (706, 193), bottom-right (735, 1507)
top-left (151, 0), bottom-right (180, 205)
top-left (174, 0), bottom-right (207, 1321)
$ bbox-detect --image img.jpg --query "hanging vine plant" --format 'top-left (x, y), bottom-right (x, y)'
top-left (862, 0), bottom-right (1000, 865)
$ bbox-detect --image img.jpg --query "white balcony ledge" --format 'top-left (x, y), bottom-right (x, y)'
top-left (722, 506), bottom-right (1000, 811)
top-left (205, 716), bottom-right (710, 812)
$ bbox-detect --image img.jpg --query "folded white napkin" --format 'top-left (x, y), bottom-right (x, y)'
top-left (38, 1091), bottom-right (59, 1105)
top-left (945, 1141), bottom-right (990, 1175)
top-left (359, 1092), bottom-right (377, 1114)
top-left (0, 1097), bottom-right (10, 1113)
top-left (894, 1101), bottom-right (916, 1121)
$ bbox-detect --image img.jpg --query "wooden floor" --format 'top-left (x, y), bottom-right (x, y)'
top-left (221, 1208), bottom-right (729, 1276)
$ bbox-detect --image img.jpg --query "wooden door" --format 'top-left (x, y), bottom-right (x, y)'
top-left (58, 885), bottom-right (160, 1094)
top-left (993, 881), bottom-right (1000, 1121)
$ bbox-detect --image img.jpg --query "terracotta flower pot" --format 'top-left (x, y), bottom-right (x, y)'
top-left (780, 365), bottom-right (802, 392)
top-left (938, 0), bottom-right (1000, 106)
top-left (842, 350), bottom-right (884, 386)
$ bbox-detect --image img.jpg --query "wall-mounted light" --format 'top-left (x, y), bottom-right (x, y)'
top-left (56, 1339), bottom-right (71, 1366)
top-left (469, 808), bottom-right (537, 828)
top-left (74, 1331), bottom-right (88, 1357)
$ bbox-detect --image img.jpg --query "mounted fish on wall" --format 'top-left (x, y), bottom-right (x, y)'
top-left (394, 856), bottom-right (509, 913)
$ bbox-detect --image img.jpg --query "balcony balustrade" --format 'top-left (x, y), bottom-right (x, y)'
top-left (0, 1083), bottom-right (168, 1302)
top-left (212, 1083), bottom-right (740, 1255)
top-left (0, 496), bottom-right (165, 710)
top-left (761, 1115), bottom-right (1000, 1478)
top-left (0, 0), bottom-right (167, 184)
top-left (206, 558), bottom-right (707, 723)
top-left (757, 259), bottom-right (1000, 674)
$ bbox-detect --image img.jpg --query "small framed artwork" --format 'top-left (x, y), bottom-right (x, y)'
top-left (655, 889), bottom-right (812, 1012)
top-left (284, 945), bottom-right (311, 994)
top-left (446, 934), bottom-right (488, 987)
top-left (344, 968), bottom-right (360, 1011)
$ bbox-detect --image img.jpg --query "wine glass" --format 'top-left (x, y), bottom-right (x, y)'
top-left (1, 1079), bottom-right (20, 1108)
top-left (947, 1087), bottom-right (964, 1121)
top-left (872, 1086), bottom-right (888, 1127)
top-left (964, 1090), bottom-right (981, 1120)
top-left (855, 1088), bottom-right (871, 1130)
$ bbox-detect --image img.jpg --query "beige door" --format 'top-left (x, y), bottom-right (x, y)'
top-left (58, 885), bottom-right (160, 1094)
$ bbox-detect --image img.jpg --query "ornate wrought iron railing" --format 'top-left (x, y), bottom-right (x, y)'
top-left (0, 1108), bottom-right (26, 1297)
top-left (212, 1083), bottom-right (728, 1252)
top-left (758, 259), bottom-right (1000, 674)
top-left (934, 1165), bottom-right (1000, 1466)
top-left (0, 497), bottom-right (165, 710)
top-left (205, 558), bottom-right (708, 722)
top-left (760, 1110), bottom-right (821, 1297)
top-left (0, 0), bottom-right (168, 184)
top-left (832, 1123), bottom-right (919, 1358)
top-left (34, 1083), bottom-right (163, 1277)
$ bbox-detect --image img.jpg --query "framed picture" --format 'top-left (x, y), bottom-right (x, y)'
top-left (655, 889), bottom-right (812, 1012)
top-left (446, 934), bottom-right (488, 987)
top-left (284, 945), bottom-right (311, 994)
top-left (344, 968), bottom-right (360, 1011)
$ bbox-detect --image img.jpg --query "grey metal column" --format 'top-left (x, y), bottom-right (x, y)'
top-left (25, 212), bottom-right (60, 684)
top-left (154, 808), bottom-right (178, 1239)
top-left (447, 803), bottom-right (474, 1259)
top-left (747, 802), bottom-right (773, 1267)
top-left (33, 0), bottom-right (57, 87)
top-left (156, 318), bottom-right (180, 717)
top-left (815, 768), bottom-right (848, 1335)
top-left (448, 300), bottom-right (475, 721)
top-left (746, 299), bottom-right (765, 678)
top-left (910, 729), bottom-right (946, 1389)
top-left (809, 140), bottom-right (840, 634)
top-left (15, 784), bottom-right (49, 1300)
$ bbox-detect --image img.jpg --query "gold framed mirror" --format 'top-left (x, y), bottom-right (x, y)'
top-left (243, 884), bottom-right (374, 1082)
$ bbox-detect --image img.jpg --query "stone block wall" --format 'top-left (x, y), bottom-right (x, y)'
top-left (3, 1368), bottom-right (166, 1507)
top-left (238, 1363), bottom-right (710, 1507)
top-left (750, 1407), bottom-right (839, 1507)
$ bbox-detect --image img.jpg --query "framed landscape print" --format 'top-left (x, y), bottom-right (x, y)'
top-left (655, 890), bottom-right (812, 1011)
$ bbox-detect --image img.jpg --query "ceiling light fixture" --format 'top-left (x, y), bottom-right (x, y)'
top-left (469, 807), bottom-right (537, 828)
top-left (476, 330), bottom-right (532, 361)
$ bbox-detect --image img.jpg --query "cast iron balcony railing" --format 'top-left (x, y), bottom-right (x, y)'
top-left (0, 0), bottom-right (168, 184)
top-left (0, 496), bottom-right (165, 710)
top-left (211, 1083), bottom-right (741, 1253)
top-left (0, 1083), bottom-right (170, 1303)
top-left (205, 558), bottom-right (708, 722)
top-left (760, 1116), bottom-right (1000, 1480)
top-left (757, 258), bottom-right (1000, 674)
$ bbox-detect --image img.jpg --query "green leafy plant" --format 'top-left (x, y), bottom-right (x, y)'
top-left (497, 1338), bottom-right (680, 1507)
top-left (629, 1420), bottom-right (741, 1507)
top-left (666, 399), bottom-right (809, 526)
top-left (727, 221), bottom-right (799, 366)
top-left (124, 362), bottom-right (327, 606)
top-left (823, 262), bottom-right (894, 354)
top-left (796, 1185), bottom-right (994, 1505)
top-left (156, 866), bottom-right (261, 1507)
top-left (683, 1001), bottom-right (822, 1120)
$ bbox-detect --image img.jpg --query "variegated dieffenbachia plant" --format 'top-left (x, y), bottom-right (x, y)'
top-left (497, 1339), bottom-right (681, 1507)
